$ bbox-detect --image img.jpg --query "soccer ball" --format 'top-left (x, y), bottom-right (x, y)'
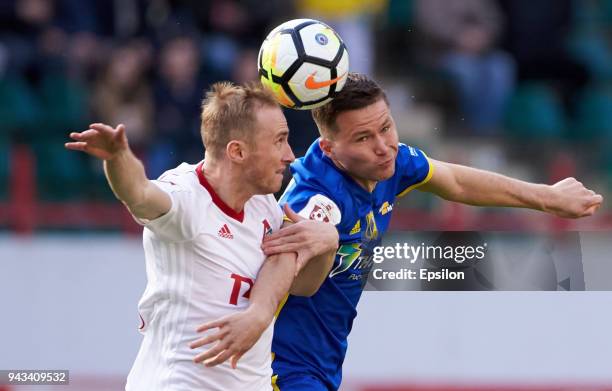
top-left (258, 19), bottom-right (349, 110)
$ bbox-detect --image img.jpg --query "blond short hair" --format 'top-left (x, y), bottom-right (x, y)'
top-left (201, 81), bottom-right (279, 159)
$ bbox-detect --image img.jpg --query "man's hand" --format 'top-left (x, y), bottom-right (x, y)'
top-left (190, 305), bottom-right (270, 368)
top-left (65, 122), bottom-right (171, 220)
top-left (546, 177), bottom-right (603, 218)
top-left (65, 123), bottom-right (128, 160)
top-left (262, 204), bottom-right (339, 273)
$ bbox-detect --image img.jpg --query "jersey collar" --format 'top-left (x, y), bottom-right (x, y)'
top-left (195, 162), bottom-right (245, 223)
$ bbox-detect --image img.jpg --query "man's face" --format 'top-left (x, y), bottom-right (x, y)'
top-left (322, 98), bottom-right (399, 189)
top-left (244, 105), bottom-right (295, 194)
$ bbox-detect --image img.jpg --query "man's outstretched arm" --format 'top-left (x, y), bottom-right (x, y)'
top-left (419, 159), bottom-right (603, 218)
top-left (65, 123), bottom-right (170, 220)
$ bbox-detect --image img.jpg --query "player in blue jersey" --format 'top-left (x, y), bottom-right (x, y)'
top-left (257, 73), bottom-right (603, 391)
top-left (195, 73), bottom-right (603, 389)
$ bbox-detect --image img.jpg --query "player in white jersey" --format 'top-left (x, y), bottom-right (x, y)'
top-left (65, 82), bottom-right (339, 390)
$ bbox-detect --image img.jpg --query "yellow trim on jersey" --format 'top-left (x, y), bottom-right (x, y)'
top-left (397, 154), bottom-right (435, 197)
top-left (270, 293), bottom-right (289, 390)
top-left (349, 220), bottom-right (360, 235)
top-left (272, 374), bottom-right (281, 390)
top-left (274, 293), bottom-right (290, 319)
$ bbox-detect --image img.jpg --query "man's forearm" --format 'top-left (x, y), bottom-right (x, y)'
top-left (290, 249), bottom-right (335, 296)
top-left (445, 164), bottom-right (550, 211)
top-left (248, 252), bottom-right (297, 323)
top-left (103, 148), bottom-right (150, 209)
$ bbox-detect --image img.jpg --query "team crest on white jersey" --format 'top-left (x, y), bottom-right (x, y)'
top-left (262, 219), bottom-right (273, 238)
top-left (309, 205), bottom-right (330, 222)
top-left (298, 194), bottom-right (342, 225)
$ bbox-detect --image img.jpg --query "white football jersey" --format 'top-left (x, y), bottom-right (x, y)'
top-left (126, 162), bottom-right (283, 391)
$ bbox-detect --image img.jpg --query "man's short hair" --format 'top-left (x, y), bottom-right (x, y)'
top-left (311, 73), bottom-right (388, 138)
top-left (201, 81), bottom-right (279, 159)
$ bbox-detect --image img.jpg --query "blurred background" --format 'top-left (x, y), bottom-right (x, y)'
top-left (1, 0), bottom-right (612, 390)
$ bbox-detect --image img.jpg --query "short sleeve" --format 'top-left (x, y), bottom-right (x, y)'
top-left (395, 144), bottom-right (435, 197)
top-left (265, 194), bottom-right (284, 231)
top-left (296, 193), bottom-right (342, 225)
top-left (137, 179), bottom-right (201, 242)
top-left (280, 180), bottom-right (342, 225)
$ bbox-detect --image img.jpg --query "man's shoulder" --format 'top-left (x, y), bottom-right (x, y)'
top-left (283, 175), bottom-right (342, 203)
top-left (248, 194), bottom-right (280, 211)
top-left (156, 162), bottom-right (200, 188)
top-left (396, 143), bottom-right (429, 165)
top-left (291, 153), bottom-right (347, 197)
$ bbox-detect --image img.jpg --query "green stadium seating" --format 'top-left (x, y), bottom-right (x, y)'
top-left (504, 83), bottom-right (566, 138)
top-left (38, 73), bottom-right (89, 137)
top-left (571, 85), bottom-right (612, 140)
top-left (385, 0), bottom-right (414, 27)
top-left (568, 28), bottom-right (612, 80)
top-left (0, 76), bottom-right (41, 138)
top-left (31, 141), bottom-right (89, 201)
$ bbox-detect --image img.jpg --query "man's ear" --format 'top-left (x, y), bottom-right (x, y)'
top-left (319, 138), bottom-right (334, 158)
top-left (226, 140), bottom-right (248, 163)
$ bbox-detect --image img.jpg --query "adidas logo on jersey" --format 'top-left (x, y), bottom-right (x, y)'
top-left (218, 224), bottom-right (234, 239)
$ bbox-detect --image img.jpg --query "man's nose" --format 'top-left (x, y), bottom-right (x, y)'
top-left (373, 134), bottom-right (388, 155)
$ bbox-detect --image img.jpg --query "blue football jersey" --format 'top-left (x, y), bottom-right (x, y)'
top-left (272, 140), bottom-right (433, 390)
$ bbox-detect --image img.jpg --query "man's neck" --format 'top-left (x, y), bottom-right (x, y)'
top-left (202, 160), bottom-right (253, 212)
top-left (330, 157), bottom-right (377, 193)
top-left (354, 177), bottom-right (377, 193)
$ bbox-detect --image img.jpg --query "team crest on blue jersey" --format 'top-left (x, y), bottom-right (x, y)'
top-left (364, 211), bottom-right (379, 240)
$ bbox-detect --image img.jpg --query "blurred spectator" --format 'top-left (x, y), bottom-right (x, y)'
top-left (189, 0), bottom-right (284, 81)
top-left (0, 0), bottom-right (56, 74)
top-left (65, 31), bottom-right (103, 81)
top-left (296, 0), bottom-right (387, 75)
top-left (231, 47), bottom-right (259, 85)
top-left (148, 35), bottom-right (206, 177)
top-left (191, 0), bottom-right (286, 45)
top-left (374, 0), bottom-right (417, 73)
top-left (92, 41), bottom-right (154, 152)
top-left (498, 0), bottom-right (590, 116)
top-left (415, 0), bottom-right (515, 134)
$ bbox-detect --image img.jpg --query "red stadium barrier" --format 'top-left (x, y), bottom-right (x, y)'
top-left (9, 145), bottom-right (36, 234)
top-left (0, 144), bottom-right (610, 234)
